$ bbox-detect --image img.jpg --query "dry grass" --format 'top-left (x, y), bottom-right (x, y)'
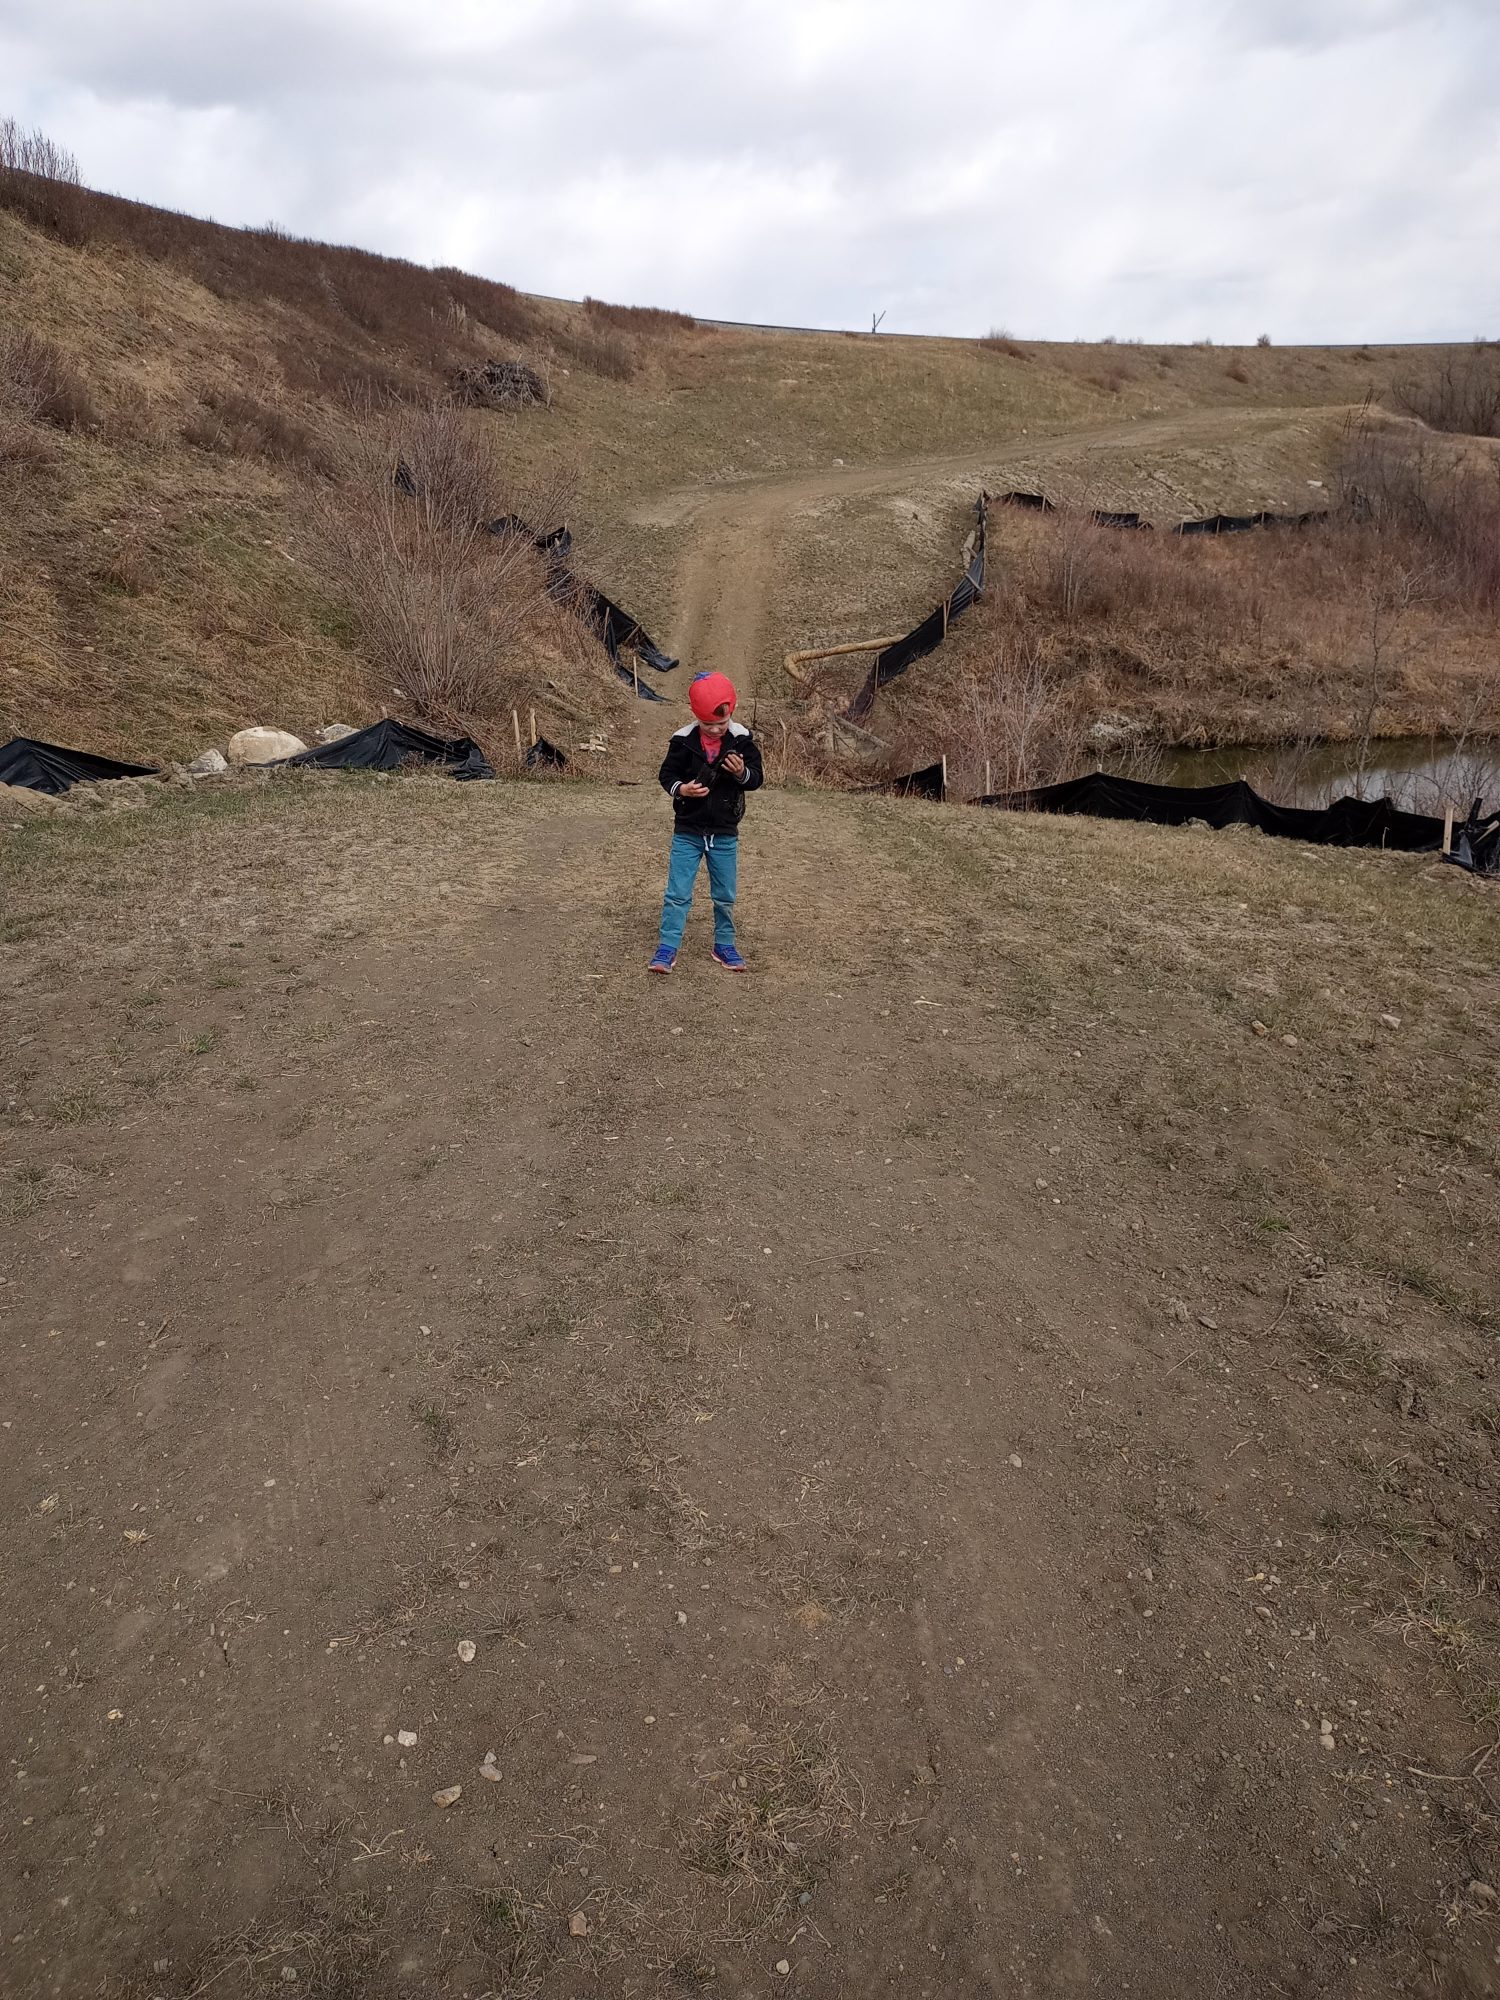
top-left (0, 325), bottom-right (97, 430)
top-left (311, 402), bottom-right (581, 732)
top-left (868, 462), bottom-right (1500, 749)
top-left (1394, 342), bottom-right (1500, 439)
top-left (691, 1704), bottom-right (857, 1921)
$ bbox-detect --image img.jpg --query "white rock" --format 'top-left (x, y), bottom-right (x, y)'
top-left (457, 1639), bottom-right (476, 1664)
top-left (1008, 1453), bottom-right (1023, 1469)
top-left (186, 749), bottom-right (229, 777)
top-left (315, 722), bottom-right (357, 745)
top-left (479, 1753), bottom-right (502, 1782)
top-left (1379, 1013), bottom-right (1401, 1030)
top-left (396, 1728), bottom-right (418, 1748)
top-left (227, 727), bottom-right (307, 767)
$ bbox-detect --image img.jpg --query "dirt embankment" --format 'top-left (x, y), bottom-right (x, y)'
top-left (3, 779), bottom-right (1497, 1997)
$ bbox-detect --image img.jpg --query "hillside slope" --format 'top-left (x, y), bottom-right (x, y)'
top-left (2, 177), bottom-right (1480, 764)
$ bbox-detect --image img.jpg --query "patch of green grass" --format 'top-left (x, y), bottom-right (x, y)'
top-left (181, 1028), bottom-right (219, 1056)
top-left (209, 971), bottom-right (242, 990)
top-left (1258, 1216), bottom-right (1290, 1233)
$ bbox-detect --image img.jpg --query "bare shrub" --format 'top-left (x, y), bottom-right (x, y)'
top-left (1395, 344), bottom-right (1500, 438)
top-left (979, 329), bottom-right (1029, 360)
top-left (0, 116), bottom-right (86, 241)
top-left (560, 326), bottom-right (637, 381)
top-left (1225, 360), bottom-right (1250, 384)
top-left (182, 387), bottom-right (332, 473)
top-left (1257, 333), bottom-right (1272, 348)
top-left (583, 296), bottom-right (695, 334)
top-left (1336, 419), bottom-right (1500, 611)
top-left (314, 403), bottom-right (565, 727)
top-left (0, 326), bottom-right (97, 430)
top-left (924, 640), bottom-right (1088, 796)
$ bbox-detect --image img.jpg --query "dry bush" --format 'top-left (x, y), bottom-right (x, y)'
top-left (905, 639), bottom-right (1088, 798)
top-left (979, 329), bottom-right (1029, 360)
top-left (1257, 333), bottom-right (1273, 348)
top-left (0, 152), bottom-right (540, 390)
top-left (1225, 360), bottom-right (1250, 384)
top-left (583, 295), bottom-right (695, 334)
top-left (182, 387), bottom-right (332, 474)
top-left (313, 403), bottom-right (568, 728)
top-left (0, 326), bottom-right (97, 430)
top-left (1395, 344), bottom-right (1500, 439)
top-left (1336, 420), bottom-right (1500, 611)
top-left (0, 116), bottom-right (86, 242)
top-left (559, 325), bottom-right (638, 382)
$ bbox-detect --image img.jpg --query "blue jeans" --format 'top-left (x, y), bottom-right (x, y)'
top-left (657, 832), bottom-right (738, 952)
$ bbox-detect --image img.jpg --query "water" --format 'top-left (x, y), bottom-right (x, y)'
top-left (1142, 737), bottom-right (1500, 817)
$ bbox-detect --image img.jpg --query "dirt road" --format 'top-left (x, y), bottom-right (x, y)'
top-left (3, 779), bottom-right (1497, 1998)
top-left (636, 406), bottom-right (1352, 706)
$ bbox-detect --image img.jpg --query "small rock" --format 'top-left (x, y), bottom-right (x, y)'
top-left (479, 1752), bottom-right (502, 1782)
top-left (1254, 1604), bottom-right (1272, 1621)
top-left (1281, 1034), bottom-right (1298, 1047)
top-left (676, 1611), bottom-right (688, 1626)
top-left (280, 1968), bottom-right (298, 1984)
top-left (1251, 1020), bottom-right (1268, 1037)
top-left (186, 748), bottom-right (229, 777)
top-left (569, 1913), bottom-right (590, 1938)
top-left (457, 1639), bottom-right (476, 1663)
top-left (315, 722), bottom-right (357, 745)
top-left (1008, 1453), bottom-right (1023, 1469)
top-left (776, 1961), bottom-right (791, 1976)
top-left (396, 1729), bottom-right (418, 1748)
top-left (1197, 1314), bottom-right (1218, 1330)
top-left (1379, 1013), bottom-right (1401, 1030)
top-left (432, 1785), bottom-right (462, 1808)
top-left (1469, 1881), bottom-right (1497, 1905)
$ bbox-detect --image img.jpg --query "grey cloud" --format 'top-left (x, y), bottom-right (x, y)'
top-left (2, 0), bottom-right (1496, 342)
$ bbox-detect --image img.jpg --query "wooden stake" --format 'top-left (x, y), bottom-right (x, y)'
top-left (984, 757), bottom-right (992, 797)
top-left (940, 753), bottom-right (948, 802)
top-left (529, 707), bottom-right (537, 747)
top-left (1443, 806), bottom-right (1454, 855)
top-left (512, 708), bottom-right (522, 754)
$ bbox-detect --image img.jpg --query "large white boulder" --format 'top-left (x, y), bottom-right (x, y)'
top-left (227, 727), bottom-right (307, 767)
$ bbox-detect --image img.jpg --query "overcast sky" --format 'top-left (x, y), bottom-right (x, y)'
top-left (4, 0), bottom-right (1497, 342)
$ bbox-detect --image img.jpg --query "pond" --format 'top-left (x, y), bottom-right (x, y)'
top-left (1143, 737), bottom-right (1500, 816)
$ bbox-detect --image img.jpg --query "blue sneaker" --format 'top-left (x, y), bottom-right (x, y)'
top-left (712, 943), bottom-right (749, 972)
top-left (647, 946), bottom-right (677, 974)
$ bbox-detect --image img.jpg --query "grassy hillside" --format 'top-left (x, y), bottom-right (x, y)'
top-left (2, 167), bottom-right (1496, 768)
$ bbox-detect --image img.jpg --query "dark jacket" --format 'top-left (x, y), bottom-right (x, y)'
top-left (658, 721), bottom-right (764, 835)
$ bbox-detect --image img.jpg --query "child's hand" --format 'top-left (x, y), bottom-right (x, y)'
top-left (722, 752), bottom-right (745, 777)
top-left (679, 780), bottom-right (710, 798)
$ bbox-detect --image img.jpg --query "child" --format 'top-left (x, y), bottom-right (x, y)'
top-left (649, 671), bottom-right (763, 973)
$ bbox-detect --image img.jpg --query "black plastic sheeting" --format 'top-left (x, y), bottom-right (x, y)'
top-left (977, 770), bottom-right (1499, 873)
top-left (846, 497), bottom-right (987, 723)
top-left (994, 491), bottom-right (1327, 535)
top-left (0, 736), bottom-right (158, 794)
top-left (484, 512), bottom-right (676, 700)
top-left (887, 760), bottom-right (946, 801)
top-left (283, 720), bottom-right (495, 781)
top-left (525, 735), bottom-right (569, 771)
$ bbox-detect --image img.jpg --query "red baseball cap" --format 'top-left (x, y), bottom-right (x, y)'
top-left (689, 671), bottom-right (737, 721)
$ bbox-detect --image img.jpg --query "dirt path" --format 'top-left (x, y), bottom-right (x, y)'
top-left (3, 781), bottom-right (1497, 1998)
top-left (632, 405), bottom-right (1351, 722)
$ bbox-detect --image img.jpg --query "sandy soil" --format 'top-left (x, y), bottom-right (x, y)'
top-left (3, 776), bottom-right (1498, 1998)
